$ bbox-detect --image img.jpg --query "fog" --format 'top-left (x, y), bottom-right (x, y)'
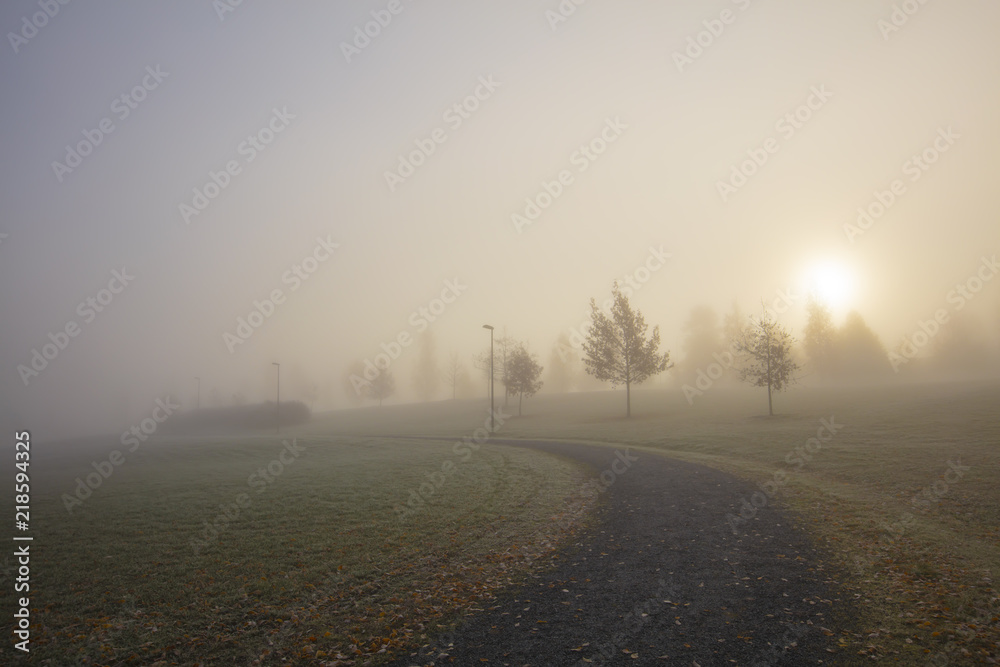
top-left (2, 1), bottom-right (999, 441)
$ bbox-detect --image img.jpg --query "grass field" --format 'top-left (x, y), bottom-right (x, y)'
top-left (10, 434), bottom-right (595, 664)
top-left (307, 379), bottom-right (1000, 663)
top-left (6, 379), bottom-right (999, 664)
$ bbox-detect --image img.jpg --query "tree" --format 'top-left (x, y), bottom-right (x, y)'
top-left (505, 344), bottom-right (544, 415)
top-left (803, 298), bottom-right (837, 376)
top-left (678, 305), bottom-right (724, 385)
top-left (927, 311), bottom-right (995, 376)
top-left (722, 300), bottom-right (748, 350)
top-left (471, 350), bottom-right (493, 398)
top-left (443, 351), bottom-right (468, 399)
top-left (722, 300), bottom-right (749, 379)
top-left (412, 332), bottom-right (441, 401)
top-left (366, 371), bottom-right (395, 407)
top-left (735, 308), bottom-right (799, 416)
top-left (835, 311), bottom-right (890, 377)
top-left (495, 330), bottom-right (517, 406)
top-left (473, 328), bottom-right (517, 404)
top-left (546, 332), bottom-right (578, 393)
top-left (582, 283), bottom-right (671, 417)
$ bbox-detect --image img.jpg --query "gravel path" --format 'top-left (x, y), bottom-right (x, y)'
top-left (392, 439), bottom-right (856, 666)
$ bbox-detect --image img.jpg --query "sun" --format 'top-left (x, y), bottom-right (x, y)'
top-left (802, 260), bottom-right (856, 315)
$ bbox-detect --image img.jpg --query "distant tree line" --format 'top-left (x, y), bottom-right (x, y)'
top-left (337, 281), bottom-right (1000, 416)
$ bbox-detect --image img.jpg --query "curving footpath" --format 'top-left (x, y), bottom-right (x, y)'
top-left (391, 439), bottom-right (856, 666)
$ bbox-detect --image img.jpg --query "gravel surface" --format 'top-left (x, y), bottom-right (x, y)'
top-left (392, 439), bottom-right (857, 666)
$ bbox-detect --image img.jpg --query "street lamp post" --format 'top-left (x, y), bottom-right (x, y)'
top-left (195, 376), bottom-right (201, 411)
top-left (482, 325), bottom-right (494, 433)
top-left (272, 362), bottom-right (280, 434)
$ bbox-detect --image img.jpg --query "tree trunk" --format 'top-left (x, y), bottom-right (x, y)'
top-left (766, 330), bottom-right (773, 416)
top-left (518, 392), bottom-right (523, 416)
top-left (626, 381), bottom-right (631, 418)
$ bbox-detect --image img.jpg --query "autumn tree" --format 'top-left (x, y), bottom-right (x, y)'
top-left (735, 308), bottom-right (799, 416)
top-left (582, 283), bottom-right (671, 417)
top-left (366, 371), bottom-right (395, 407)
top-left (505, 344), bottom-right (544, 416)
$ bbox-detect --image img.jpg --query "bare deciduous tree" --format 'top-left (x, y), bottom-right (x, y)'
top-left (443, 350), bottom-right (467, 400)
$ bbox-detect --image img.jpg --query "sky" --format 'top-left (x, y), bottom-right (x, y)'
top-left (2, 1), bottom-right (999, 441)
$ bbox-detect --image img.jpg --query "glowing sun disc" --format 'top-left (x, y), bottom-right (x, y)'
top-left (804, 261), bottom-right (855, 313)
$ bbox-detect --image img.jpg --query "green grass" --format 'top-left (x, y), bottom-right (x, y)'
top-left (309, 380), bottom-right (1000, 662)
top-left (8, 379), bottom-right (1000, 664)
top-left (13, 435), bottom-right (593, 665)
